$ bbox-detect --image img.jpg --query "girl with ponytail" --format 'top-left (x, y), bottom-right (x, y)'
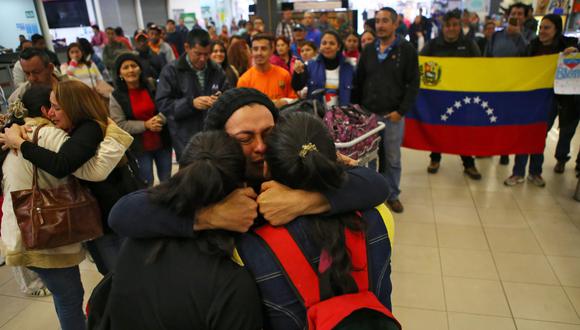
top-left (237, 111), bottom-right (396, 329)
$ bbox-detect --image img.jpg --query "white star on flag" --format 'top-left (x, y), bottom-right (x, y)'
top-left (481, 101), bottom-right (489, 108)
top-left (490, 116), bottom-right (497, 123)
top-left (486, 108), bottom-right (494, 115)
top-left (463, 97), bottom-right (471, 104)
top-left (473, 96), bottom-right (481, 104)
top-left (454, 101), bottom-right (462, 108)
top-left (446, 107), bottom-right (454, 115)
top-left (441, 114), bottom-right (448, 121)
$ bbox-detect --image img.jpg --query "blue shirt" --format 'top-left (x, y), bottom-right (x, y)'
top-left (306, 27), bottom-right (322, 47)
top-left (375, 36), bottom-right (400, 62)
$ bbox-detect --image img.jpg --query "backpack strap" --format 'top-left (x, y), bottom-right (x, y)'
top-left (344, 228), bottom-right (369, 292)
top-left (255, 222), bottom-right (372, 307)
top-left (255, 225), bottom-right (321, 308)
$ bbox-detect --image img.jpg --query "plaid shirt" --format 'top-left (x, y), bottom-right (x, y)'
top-left (276, 20), bottom-right (294, 42)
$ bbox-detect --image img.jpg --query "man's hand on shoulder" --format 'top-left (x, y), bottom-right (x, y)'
top-left (257, 180), bottom-right (331, 226)
top-left (194, 187), bottom-right (257, 232)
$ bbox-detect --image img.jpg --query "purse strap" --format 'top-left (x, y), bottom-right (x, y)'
top-left (31, 123), bottom-right (48, 193)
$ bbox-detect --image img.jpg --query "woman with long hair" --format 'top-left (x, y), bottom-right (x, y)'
top-left (210, 40), bottom-right (240, 87)
top-left (108, 131), bottom-right (263, 329)
top-left (0, 85), bottom-right (131, 330)
top-left (0, 80), bottom-right (134, 276)
top-left (504, 14), bottom-right (579, 187)
top-left (237, 112), bottom-right (396, 329)
top-left (227, 38), bottom-right (251, 81)
top-left (60, 42), bottom-right (112, 97)
top-left (270, 36), bottom-right (297, 74)
top-left (292, 30), bottom-right (356, 107)
top-left (110, 53), bottom-right (172, 186)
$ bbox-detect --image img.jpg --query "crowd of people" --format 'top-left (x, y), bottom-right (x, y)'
top-left (0, 3), bottom-right (578, 330)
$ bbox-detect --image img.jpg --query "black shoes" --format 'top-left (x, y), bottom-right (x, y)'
top-left (387, 199), bottom-right (404, 213)
top-left (464, 167), bottom-right (482, 180)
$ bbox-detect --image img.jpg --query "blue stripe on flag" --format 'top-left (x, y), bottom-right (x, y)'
top-left (407, 89), bottom-right (553, 126)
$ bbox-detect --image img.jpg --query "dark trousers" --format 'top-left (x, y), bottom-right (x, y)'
top-left (430, 152), bottom-right (475, 168)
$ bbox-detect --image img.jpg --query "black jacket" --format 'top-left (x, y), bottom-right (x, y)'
top-left (420, 35), bottom-right (481, 57)
top-left (352, 39), bottom-right (420, 116)
top-left (137, 48), bottom-right (167, 80)
top-left (155, 55), bottom-right (229, 159)
top-left (111, 83), bottom-right (171, 156)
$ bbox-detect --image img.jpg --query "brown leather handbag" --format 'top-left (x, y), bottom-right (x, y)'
top-left (10, 124), bottom-right (103, 250)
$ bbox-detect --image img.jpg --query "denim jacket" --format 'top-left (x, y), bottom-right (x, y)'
top-left (236, 204), bottom-right (394, 330)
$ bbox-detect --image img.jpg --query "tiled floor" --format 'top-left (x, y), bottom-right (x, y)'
top-left (1, 127), bottom-right (580, 329)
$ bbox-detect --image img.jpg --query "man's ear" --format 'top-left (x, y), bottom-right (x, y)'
top-left (184, 42), bottom-right (190, 51)
top-left (47, 62), bottom-right (55, 73)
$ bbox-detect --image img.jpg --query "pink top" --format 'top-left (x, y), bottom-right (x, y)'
top-left (269, 54), bottom-right (296, 74)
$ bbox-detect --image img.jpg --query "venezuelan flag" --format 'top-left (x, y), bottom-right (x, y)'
top-left (403, 55), bottom-right (558, 156)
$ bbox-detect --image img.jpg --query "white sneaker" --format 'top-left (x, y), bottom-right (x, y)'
top-left (527, 175), bottom-right (546, 187)
top-left (504, 175), bottom-right (525, 186)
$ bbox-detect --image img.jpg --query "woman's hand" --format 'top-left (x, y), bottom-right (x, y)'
top-left (294, 60), bottom-right (305, 74)
top-left (563, 47), bottom-right (579, 55)
top-left (144, 117), bottom-right (163, 132)
top-left (0, 124), bottom-right (27, 151)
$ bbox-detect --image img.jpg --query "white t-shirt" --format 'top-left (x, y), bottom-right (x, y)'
top-left (324, 67), bottom-right (339, 107)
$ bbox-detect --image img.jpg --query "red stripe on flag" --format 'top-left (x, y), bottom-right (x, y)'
top-left (402, 118), bottom-right (547, 156)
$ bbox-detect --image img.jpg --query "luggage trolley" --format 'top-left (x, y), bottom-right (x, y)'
top-left (334, 121), bottom-right (385, 169)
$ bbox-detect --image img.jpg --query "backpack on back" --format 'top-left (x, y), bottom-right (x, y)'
top-left (254, 225), bottom-right (401, 330)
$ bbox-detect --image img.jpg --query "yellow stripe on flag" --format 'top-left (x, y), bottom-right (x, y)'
top-left (419, 54), bottom-right (558, 92)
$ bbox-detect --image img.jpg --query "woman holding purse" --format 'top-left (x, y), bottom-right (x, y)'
top-left (109, 53), bottom-right (173, 185)
top-left (0, 84), bottom-right (131, 330)
top-left (0, 80), bottom-right (134, 277)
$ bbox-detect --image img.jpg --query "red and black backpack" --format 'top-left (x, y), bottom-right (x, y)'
top-left (254, 224), bottom-right (402, 330)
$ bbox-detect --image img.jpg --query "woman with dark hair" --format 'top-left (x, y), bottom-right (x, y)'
top-left (109, 53), bottom-right (172, 186)
top-left (108, 131), bottom-right (263, 329)
top-left (504, 14), bottom-right (579, 187)
top-left (60, 42), bottom-right (112, 97)
top-left (76, 37), bottom-right (109, 79)
top-left (300, 40), bottom-right (318, 62)
top-left (270, 36), bottom-right (297, 74)
top-left (237, 112), bottom-right (397, 329)
top-left (227, 38), bottom-right (251, 81)
top-left (0, 85), bottom-right (131, 330)
top-left (292, 30), bottom-right (356, 107)
top-left (343, 32), bottom-right (360, 62)
top-left (0, 80), bottom-right (134, 276)
top-left (210, 40), bottom-right (240, 86)
top-left (360, 30), bottom-right (376, 49)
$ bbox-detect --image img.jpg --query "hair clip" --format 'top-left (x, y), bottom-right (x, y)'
top-left (299, 142), bottom-right (318, 158)
top-left (8, 99), bottom-right (28, 119)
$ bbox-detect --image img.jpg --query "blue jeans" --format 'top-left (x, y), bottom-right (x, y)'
top-left (512, 99), bottom-right (559, 177)
top-left (85, 233), bottom-right (125, 275)
top-left (378, 119), bottom-right (404, 201)
top-left (28, 266), bottom-right (86, 330)
top-left (136, 147), bottom-right (172, 186)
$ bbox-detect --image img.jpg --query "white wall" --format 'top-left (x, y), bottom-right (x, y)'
top-left (0, 0), bottom-right (41, 50)
top-left (168, 0), bottom-right (204, 28)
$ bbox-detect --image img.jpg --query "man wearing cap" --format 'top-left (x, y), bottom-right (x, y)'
top-left (134, 31), bottom-right (167, 80)
top-left (148, 24), bottom-right (176, 64)
top-left (290, 24), bottom-right (307, 58)
top-left (156, 28), bottom-right (229, 160)
top-left (237, 34), bottom-right (297, 108)
top-left (110, 87), bottom-right (389, 243)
